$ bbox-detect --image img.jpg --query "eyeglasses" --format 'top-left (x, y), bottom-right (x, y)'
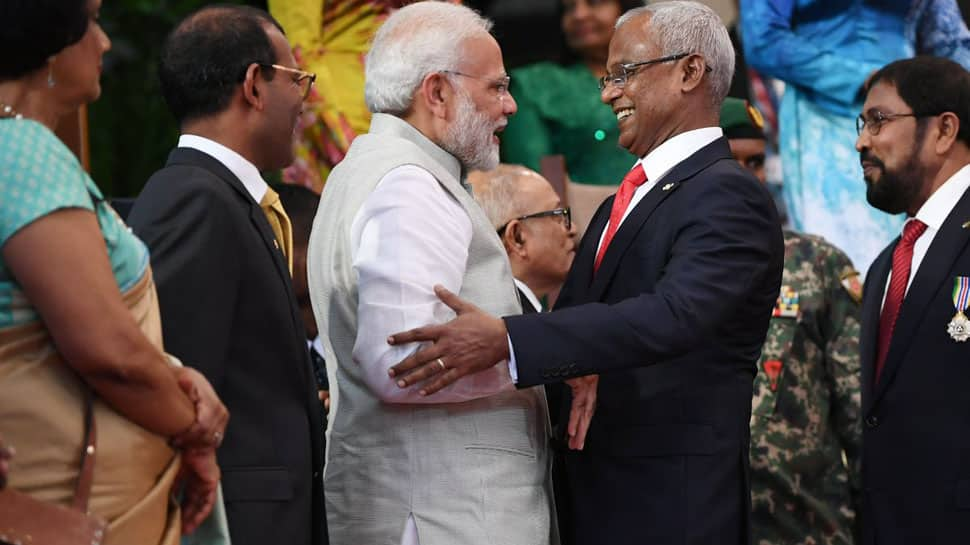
top-left (497, 207), bottom-right (571, 236)
top-left (442, 70), bottom-right (512, 100)
top-left (598, 53), bottom-right (710, 91)
top-left (260, 63), bottom-right (317, 100)
top-left (856, 110), bottom-right (929, 136)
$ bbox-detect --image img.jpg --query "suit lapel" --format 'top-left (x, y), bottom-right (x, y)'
top-left (588, 138), bottom-right (734, 301)
top-left (873, 186), bottom-right (970, 405)
top-left (167, 148), bottom-right (294, 295)
top-left (861, 247), bottom-right (892, 410)
top-left (555, 196), bottom-right (613, 309)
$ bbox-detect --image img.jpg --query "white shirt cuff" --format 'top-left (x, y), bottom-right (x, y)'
top-left (507, 334), bottom-right (518, 384)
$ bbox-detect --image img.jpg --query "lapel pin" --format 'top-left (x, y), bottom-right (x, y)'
top-left (962, 220), bottom-right (970, 229)
top-left (662, 183), bottom-right (675, 191)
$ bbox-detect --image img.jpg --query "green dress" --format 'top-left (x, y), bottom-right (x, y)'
top-left (501, 62), bottom-right (636, 186)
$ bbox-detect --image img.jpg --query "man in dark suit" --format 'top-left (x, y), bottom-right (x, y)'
top-left (127, 6), bottom-right (327, 545)
top-left (386, 2), bottom-right (784, 543)
top-left (854, 57), bottom-right (970, 545)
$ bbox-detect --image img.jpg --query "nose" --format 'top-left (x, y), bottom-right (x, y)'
top-left (99, 23), bottom-right (111, 53)
top-left (855, 130), bottom-right (868, 153)
top-left (600, 81), bottom-right (620, 105)
top-left (572, 0), bottom-right (590, 18)
top-left (503, 92), bottom-right (517, 116)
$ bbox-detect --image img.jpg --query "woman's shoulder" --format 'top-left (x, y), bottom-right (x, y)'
top-left (0, 119), bottom-right (83, 182)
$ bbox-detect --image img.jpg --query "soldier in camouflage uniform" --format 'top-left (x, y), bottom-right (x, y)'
top-left (721, 98), bottom-right (864, 545)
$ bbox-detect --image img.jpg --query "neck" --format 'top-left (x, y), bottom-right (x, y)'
top-left (583, 54), bottom-right (608, 79)
top-left (511, 262), bottom-right (553, 301)
top-left (182, 117), bottom-right (263, 170)
top-left (0, 74), bottom-right (68, 130)
top-left (910, 150), bottom-right (970, 216)
top-left (402, 108), bottom-right (445, 150)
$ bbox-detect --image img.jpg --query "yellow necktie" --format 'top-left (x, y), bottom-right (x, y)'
top-left (260, 186), bottom-right (293, 275)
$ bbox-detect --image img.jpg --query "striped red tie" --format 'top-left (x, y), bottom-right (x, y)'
top-left (594, 164), bottom-right (648, 272)
top-left (875, 218), bottom-right (927, 383)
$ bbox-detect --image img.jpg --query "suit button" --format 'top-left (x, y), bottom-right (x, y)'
top-left (313, 471), bottom-right (320, 479)
top-left (865, 415), bottom-right (879, 428)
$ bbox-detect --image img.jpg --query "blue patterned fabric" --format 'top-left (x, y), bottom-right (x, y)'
top-left (0, 118), bottom-right (148, 327)
top-left (741, 0), bottom-right (970, 272)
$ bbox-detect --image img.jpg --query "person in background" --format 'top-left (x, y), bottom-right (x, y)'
top-left (0, 1), bottom-right (227, 543)
top-left (469, 163), bottom-right (578, 544)
top-left (721, 97), bottom-right (864, 545)
top-left (277, 183), bottom-right (330, 416)
top-left (741, 0), bottom-right (970, 273)
top-left (856, 56), bottom-right (970, 545)
top-left (500, 0), bottom-right (641, 233)
top-left (469, 164), bottom-right (577, 315)
top-left (127, 6), bottom-right (327, 545)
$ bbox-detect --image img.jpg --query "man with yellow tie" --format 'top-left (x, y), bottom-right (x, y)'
top-left (128, 5), bottom-right (328, 545)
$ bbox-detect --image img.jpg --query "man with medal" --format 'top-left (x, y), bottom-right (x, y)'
top-left (855, 56), bottom-right (970, 544)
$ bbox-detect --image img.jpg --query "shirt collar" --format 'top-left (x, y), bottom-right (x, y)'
top-left (914, 163), bottom-right (970, 232)
top-left (513, 278), bottom-right (543, 313)
top-left (178, 134), bottom-right (268, 203)
top-left (635, 127), bottom-right (723, 182)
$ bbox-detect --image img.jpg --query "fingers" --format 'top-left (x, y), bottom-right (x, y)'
top-left (566, 376), bottom-right (598, 450)
top-left (433, 285), bottom-right (466, 313)
top-left (388, 344), bottom-right (442, 379)
top-left (386, 324), bottom-right (442, 350)
top-left (181, 483), bottom-right (216, 534)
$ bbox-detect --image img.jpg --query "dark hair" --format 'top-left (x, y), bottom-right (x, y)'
top-left (275, 184), bottom-right (320, 247)
top-left (558, 0), bottom-right (644, 65)
top-left (158, 5), bottom-right (285, 125)
top-left (0, 0), bottom-right (89, 80)
top-left (867, 56), bottom-right (970, 147)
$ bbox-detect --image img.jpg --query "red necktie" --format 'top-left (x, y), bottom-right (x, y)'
top-left (594, 164), bottom-right (648, 272)
top-left (875, 218), bottom-right (928, 383)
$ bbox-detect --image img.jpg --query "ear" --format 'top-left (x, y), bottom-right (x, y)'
top-left (502, 220), bottom-right (528, 256)
top-left (416, 72), bottom-right (453, 120)
top-left (934, 112), bottom-right (961, 155)
top-left (241, 63), bottom-right (266, 111)
top-left (680, 54), bottom-right (706, 93)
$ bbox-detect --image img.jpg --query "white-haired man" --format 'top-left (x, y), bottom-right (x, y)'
top-left (307, 4), bottom-right (555, 545)
top-left (387, 2), bottom-right (784, 544)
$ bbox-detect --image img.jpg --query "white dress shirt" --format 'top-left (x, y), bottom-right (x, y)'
top-left (351, 164), bottom-right (513, 403)
top-left (882, 164), bottom-right (970, 308)
top-left (514, 278), bottom-right (543, 313)
top-left (177, 134), bottom-right (268, 203)
top-left (509, 127), bottom-right (724, 379)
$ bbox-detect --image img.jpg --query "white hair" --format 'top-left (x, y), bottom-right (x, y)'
top-left (470, 165), bottom-right (544, 230)
top-left (616, 1), bottom-right (734, 105)
top-left (364, 2), bottom-right (493, 115)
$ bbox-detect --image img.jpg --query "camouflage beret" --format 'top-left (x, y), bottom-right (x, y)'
top-left (720, 97), bottom-right (765, 141)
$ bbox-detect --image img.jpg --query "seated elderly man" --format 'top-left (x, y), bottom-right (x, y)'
top-left (469, 164), bottom-right (577, 314)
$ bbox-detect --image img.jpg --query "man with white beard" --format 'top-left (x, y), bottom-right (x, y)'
top-left (306, 3), bottom-right (557, 544)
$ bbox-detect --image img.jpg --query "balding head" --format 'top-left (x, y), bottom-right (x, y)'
top-left (470, 164), bottom-right (576, 298)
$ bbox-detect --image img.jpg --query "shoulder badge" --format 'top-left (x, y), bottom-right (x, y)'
top-left (840, 271), bottom-right (863, 304)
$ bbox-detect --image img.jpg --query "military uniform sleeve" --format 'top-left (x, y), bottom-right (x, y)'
top-left (819, 242), bottom-right (864, 522)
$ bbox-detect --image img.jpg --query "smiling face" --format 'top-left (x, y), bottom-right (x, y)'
top-left (54, 0), bottom-right (111, 107)
top-left (441, 33), bottom-right (517, 171)
top-left (561, 0), bottom-right (623, 62)
top-left (855, 81), bottom-right (931, 215)
top-left (600, 14), bottom-right (683, 159)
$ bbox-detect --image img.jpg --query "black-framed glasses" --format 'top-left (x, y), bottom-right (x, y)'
top-left (497, 207), bottom-right (571, 236)
top-left (259, 63), bottom-right (317, 100)
top-left (856, 110), bottom-right (929, 136)
top-left (441, 70), bottom-right (512, 100)
top-left (598, 53), bottom-right (710, 91)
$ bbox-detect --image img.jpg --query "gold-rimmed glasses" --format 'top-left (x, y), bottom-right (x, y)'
top-left (260, 63), bottom-right (316, 100)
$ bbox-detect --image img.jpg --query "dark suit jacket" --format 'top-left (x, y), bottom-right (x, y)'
top-left (128, 148), bottom-right (327, 545)
top-left (859, 183), bottom-right (970, 545)
top-left (505, 137), bottom-right (784, 545)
